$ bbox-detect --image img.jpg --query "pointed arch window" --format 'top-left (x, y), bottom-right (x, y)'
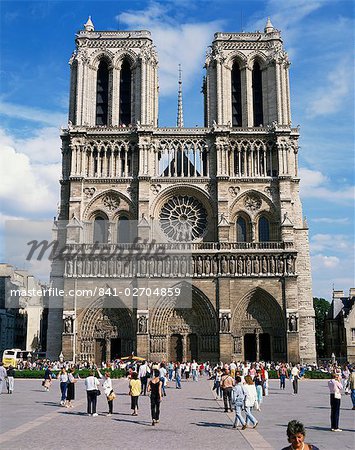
top-left (231, 61), bottom-right (242, 126)
top-left (117, 216), bottom-right (130, 243)
top-left (236, 217), bottom-right (247, 242)
top-left (93, 215), bottom-right (108, 243)
top-left (119, 60), bottom-right (131, 126)
top-left (258, 216), bottom-right (270, 242)
top-left (96, 60), bottom-right (109, 125)
top-left (69, 60), bottom-right (78, 124)
top-left (252, 61), bottom-right (263, 126)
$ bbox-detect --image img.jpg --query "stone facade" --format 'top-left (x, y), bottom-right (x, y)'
top-left (325, 289), bottom-right (355, 363)
top-left (47, 18), bottom-right (316, 364)
top-left (0, 264), bottom-right (47, 354)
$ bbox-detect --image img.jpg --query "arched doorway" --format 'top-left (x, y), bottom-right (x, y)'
top-left (149, 284), bottom-right (219, 362)
top-left (78, 297), bottom-right (135, 364)
top-left (232, 288), bottom-right (286, 362)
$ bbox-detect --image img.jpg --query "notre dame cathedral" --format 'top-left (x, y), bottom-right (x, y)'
top-left (47, 17), bottom-right (317, 364)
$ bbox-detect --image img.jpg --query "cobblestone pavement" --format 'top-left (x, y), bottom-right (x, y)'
top-left (0, 377), bottom-right (354, 449)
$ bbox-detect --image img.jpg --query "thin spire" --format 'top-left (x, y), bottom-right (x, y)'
top-left (84, 16), bottom-right (95, 32)
top-left (177, 64), bottom-right (184, 128)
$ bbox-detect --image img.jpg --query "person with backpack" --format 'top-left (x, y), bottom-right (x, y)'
top-left (232, 376), bottom-right (247, 430)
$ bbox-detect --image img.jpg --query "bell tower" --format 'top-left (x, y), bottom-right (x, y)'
top-left (204, 18), bottom-right (291, 127)
top-left (68, 17), bottom-right (158, 127)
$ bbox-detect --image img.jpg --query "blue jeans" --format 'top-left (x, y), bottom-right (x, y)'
top-left (215, 380), bottom-right (222, 398)
top-left (351, 389), bottom-right (355, 407)
top-left (280, 374), bottom-right (286, 389)
top-left (176, 375), bottom-right (181, 388)
top-left (245, 406), bottom-right (257, 426)
top-left (192, 370), bottom-right (198, 381)
top-left (168, 369), bottom-right (173, 381)
top-left (256, 385), bottom-right (263, 405)
top-left (60, 382), bottom-right (67, 402)
top-left (233, 404), bottom-right (246, 427)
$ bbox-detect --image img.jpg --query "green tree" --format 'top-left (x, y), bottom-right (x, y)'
top-left (313, 297), bottom-right (331, 357)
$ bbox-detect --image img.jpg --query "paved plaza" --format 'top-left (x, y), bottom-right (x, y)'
top-left (0, 377), bottom-right (354, 449)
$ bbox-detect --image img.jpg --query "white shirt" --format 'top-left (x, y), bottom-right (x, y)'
top-left (138, 364), bottom-right (147, 378)
top-left (85, 375), bottom-right (100, 391)
top-left (191, 362), bottom-right (198, 371)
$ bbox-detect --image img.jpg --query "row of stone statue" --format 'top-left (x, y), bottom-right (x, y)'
top-left (64, 253), bottom-right (296, 277)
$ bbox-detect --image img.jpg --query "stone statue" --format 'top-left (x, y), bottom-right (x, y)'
top-left (254, 256), bottom-right (260, 275)
top-left (138, 315), bottom-right (147, 333)
top-left (221, 256), bottom-right (228, 274)
top-left (67, 259), bottom-right (73, 276)
top-left (289, 314), bottom-right (297, 332)
top-left (180, 257), bottom-right (186, 276)
top-left (246, 256), bottom-right (251, 275)
top-left (164, 257), bottom-right (171, 276)
top-left (262, 256), bottom-right (267, 274)
top-left (229, 256), bottom-right (235, 275)
top-left (64, 317), bottom-right (72, 334)
top-left (197, 256), bottom-right (203, 275)
top-left (205, 256), bottom-right (211, 275)
top-left (270, 256), bottom-right (275, 274)
top-left (237, 257), bottom-right (243, 275)
top-left (220, 314), bottom-right (229, 332)
top-left (278, 257), bottom-right (284, 275)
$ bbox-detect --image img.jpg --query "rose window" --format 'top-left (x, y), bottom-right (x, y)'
top-left (159, 195), bottom-right (208, 242)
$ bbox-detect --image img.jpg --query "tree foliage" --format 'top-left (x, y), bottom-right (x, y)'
top-left (313, 297), bottom-right (331, 357)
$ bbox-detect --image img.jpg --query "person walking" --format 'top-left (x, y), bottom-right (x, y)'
top-left (191, 360), bottom-right (198, 382)
top-left (278, 364), bottom-right (288, 390)
top-left (185, 362), bottom-right (190, 380)
top-left (0, 363), bottom-right (7, 394)
top-left (214, 367), bottom-right (223, 399)
top-left (57, 368), bottom-right (68, 406)
top-left (129, 372), bottom-right (141, 416)
top-left (138, 360), bottom-right (148, 396)
top-left (243, 375), bottom-right (258, 428)
top-left (254, 370), bottom-right (263, 410)
top-left (65, 368), bottom-right (77, 407)
top-left (148, 369), bottom-right (163, 426)
top-left (159, 363), bottom-right (167, 396)
top-left (291, 364), bottom-right (300, 395)
top-left (328, 372), bottom-right (343, 431)
top-left (43, 365), bottom-right (53, 391)
top-left (168, 361), bottom-right (174, 382)
top-left (6, 365), bottom-right (15, 394)
top-left (348, 367), bottom-right (355, 410)
top-left (85, 370), bottom-right (100, 416)
top-left (97, 368), bottom-right (114, 416)
top-left (232, 376), bottom-right (246, 430)
top-left (175, 362), bottom-right (182, 389)
top-left (221, 368), bottom-right (235, 412)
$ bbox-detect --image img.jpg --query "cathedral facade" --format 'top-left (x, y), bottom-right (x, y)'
top-left (47, 18), bottom-right (316, 364)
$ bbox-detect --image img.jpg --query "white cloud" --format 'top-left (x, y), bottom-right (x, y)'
top-left (0, 101), bottom-right (67, 127)
top-left (310, 233), bottom-right (352, 253)
top-left (117, 2), bottom-right (223, 96)
top-left (312, 254), bottom-right (340, 269)
top-left (299, 167), bottom-right (355, 202)
top-left (0, 136), bottom-right (60, 217)
top-left (306, 57), bottom-right (353, 118)
top-left (0, 127), bottom-right (61, 164)
top-left (312, 217), bottom-right (349, 224)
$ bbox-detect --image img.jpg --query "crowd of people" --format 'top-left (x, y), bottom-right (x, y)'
top-left (1, 357), bottom-right (354, 437)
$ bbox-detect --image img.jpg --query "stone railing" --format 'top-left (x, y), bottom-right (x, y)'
top-left (63, 242), bottom-right (296, 278)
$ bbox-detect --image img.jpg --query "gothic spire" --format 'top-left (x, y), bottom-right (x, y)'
top-left (264, 17), bottom-right (274, 33)
top-left (177, 64), bottom-right (184, 128)
top-left (84, 16), bottom-right (95, 32)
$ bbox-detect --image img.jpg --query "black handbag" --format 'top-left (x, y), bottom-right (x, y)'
top-left (95, 389), bottom-right (101, 396)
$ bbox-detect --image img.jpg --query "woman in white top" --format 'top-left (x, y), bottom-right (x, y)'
top-left (243, 375), bottom-right (258, 428)
top-left (97, 368), bottom-right (114, 416)
top-left (84, 370), bottom-right (100, 416)
top-left (57, 368), bottom-right (68, 406)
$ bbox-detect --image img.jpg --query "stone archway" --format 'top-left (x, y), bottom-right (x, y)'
top-left (78, 297), bottom-right (135, 364)
top-left (149, 284), bottom-right (219, 362)
top-left (231, 287), bottom-right (286, 362)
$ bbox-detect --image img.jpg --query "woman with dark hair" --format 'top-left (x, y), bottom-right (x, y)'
top-left (84, 370), bottom-right (100, 417)
top-left (281, 420), bottom-right (319, 450)
top-left (148, 369), bottom-right (162, 426)
top-left (129, 371), bottom-right (141, 416)
top-left (328, 372), bottom-right (343, 431)
top-left (65, 368), bottom-right (77, 408)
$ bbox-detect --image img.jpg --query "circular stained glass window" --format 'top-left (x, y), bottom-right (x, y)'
top-left (159, 195), bottom-right (208, 242)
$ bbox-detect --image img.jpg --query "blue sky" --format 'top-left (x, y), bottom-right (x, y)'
top-left (0, 0), bottom-right (354, 299)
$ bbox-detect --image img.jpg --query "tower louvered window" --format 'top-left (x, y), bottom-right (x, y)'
top-left (119, 60), bottom-right (131, 126)
top-left (96, 60), bottom-right (109, 125)
top-left (231, 62), bottom-right (242, 126)
top-left (252, 62), bottom-right (263, 126)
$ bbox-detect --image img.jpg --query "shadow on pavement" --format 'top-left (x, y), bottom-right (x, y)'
top-left (34, 401), bottom-right (61, 407)
top-left (194, 421), bottom-right (232, 429)
top-left (307, 425), bottom-right (355, 433)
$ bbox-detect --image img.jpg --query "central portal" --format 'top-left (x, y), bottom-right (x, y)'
top-left (170, 334), bottom-right (183, 362)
